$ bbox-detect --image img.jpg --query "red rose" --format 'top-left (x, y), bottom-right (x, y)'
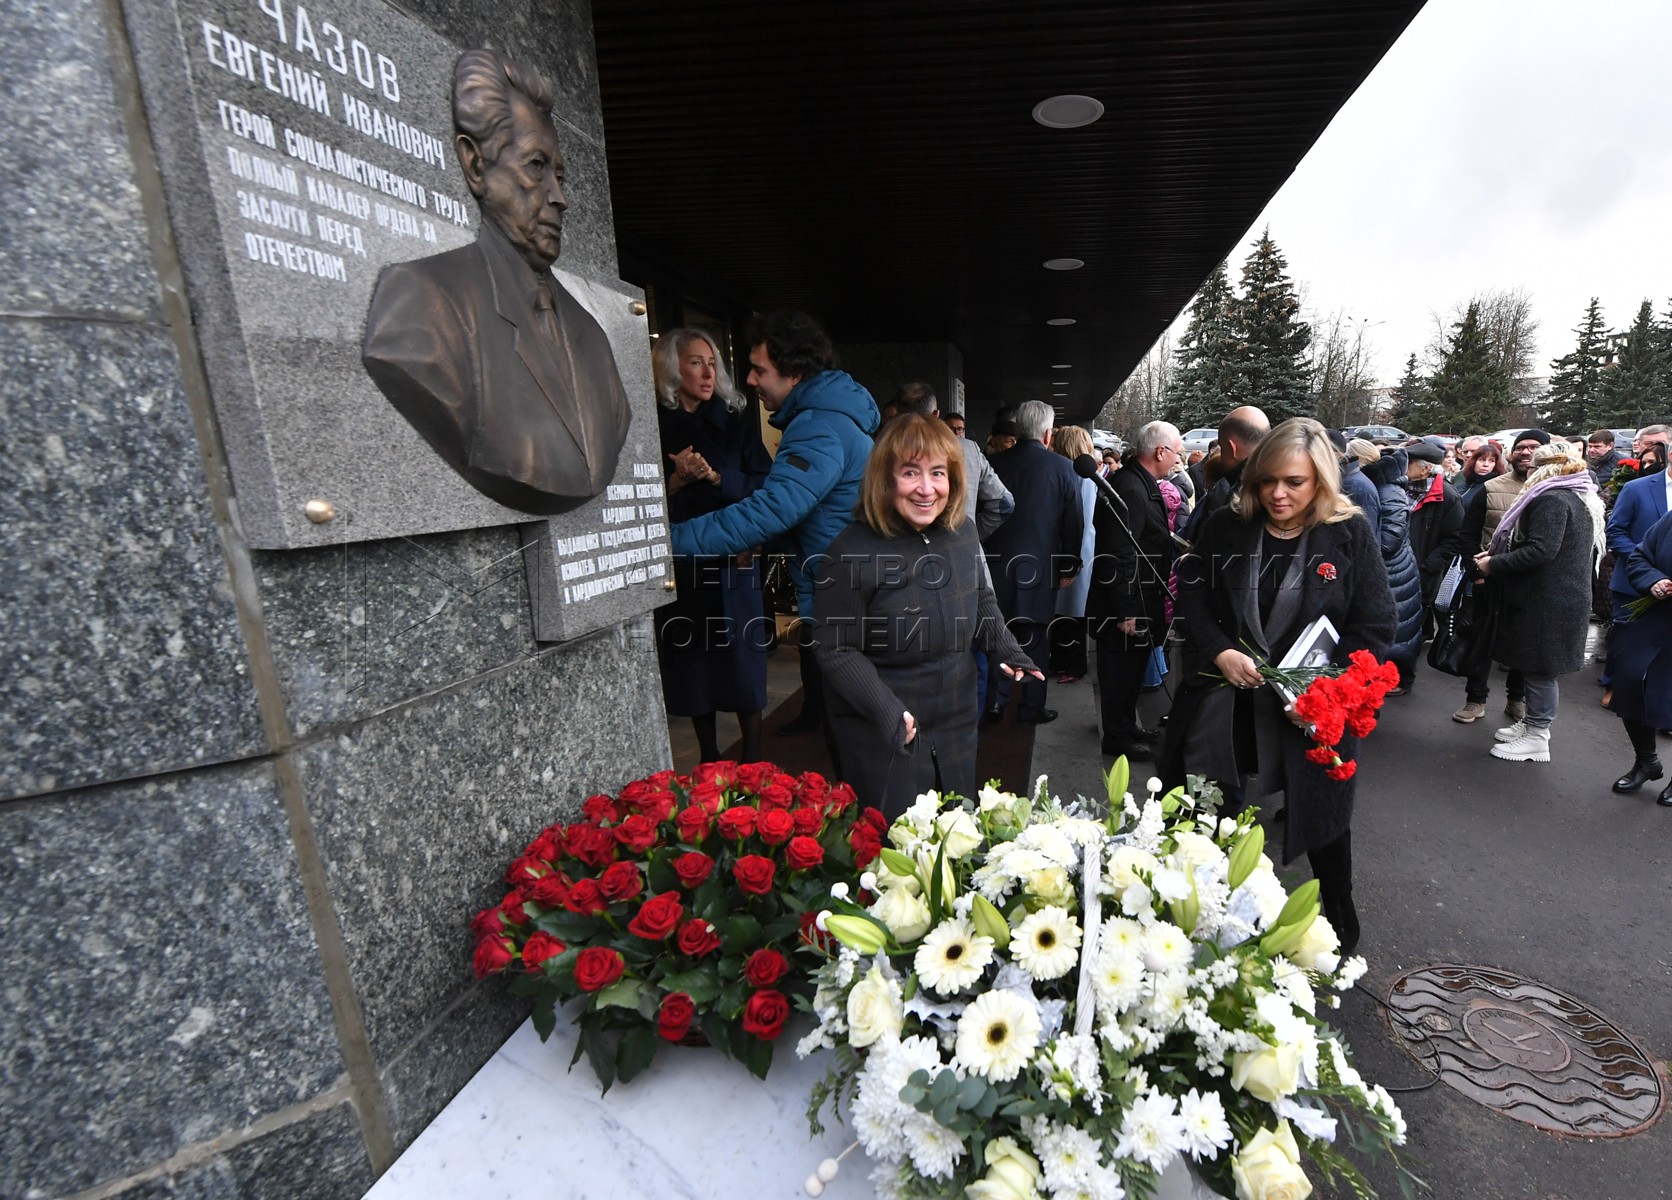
top-left (689, 780), bottom-right (725, 812)
top-left (521, 931), bottom-right (567, 971)
top-left (675, 805), bottom-right (710, 843)
top-left (574, 946), bottom-right (626, 992)
top-left (658, 992), bottom-right (696, 1042)
top-left (756, 810), bottom-right (795, 845)
top-left (618, 779), bottom-right (656, 810)
top-left (498, 890), bottom-right (529, 927)
top-left (566, 824), bottom-right (616, 868)
top-left (627, 891), bottom-right (685, 940)
top-left (648, 769), bottom-right (679, 788)
top-left (523, 830), bottom-right (562, 863)
top-left (733, 854), bottom-right (776, 895)
top-left (672, 851), bottom-right (715, 888)
top-left (717, 807), bottom-right (757, 840)
top-left (830, 784), bottom-right (859, 814)
top-left (849, 827), bottom-right (882, 871)
top-left (792, 806), bottom-right (825, 836)
top-left (676, 917), bottom-right (721, 957)
top-left (785, 835), bottom-right (825, 872)
top-left (582, 793), bottom-right (619, 823)
top-left (472, 935), bottom-right (515, 979)
top-left (758, 783), bottom-right (794, 811)
top-left (858, 805), bottom-right (886, 833)
top-left (505, 853), bottom-right (545, 885)
top-left (528, 874), bottom-right (571, 909)
top-left (615, 814), bottom-right (658, 855)
top-left (744, 948), bottom-right (788, 987)
top-left (599, 861), bottom-right (644, 902)
top-left (742, 988), bottom-right (790, 1040)
top-left (639, 789), bottom-right (677, 825)
top-left (562, 878), bottom-right (608, 915)
top-left (1326, 759), bottom-right (1358, 782)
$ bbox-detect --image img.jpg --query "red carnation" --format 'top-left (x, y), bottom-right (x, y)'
top-left (582, 793), bottom-right (619, 823)
top-left (627, 891), bottom-right (685, 940)
top-left (742, 989), bottom-right (790, 1040)
top-left (573, 946), bottom-right (626, 992)
top-left (615, 814), bottom-right (658, 855)
top-left (658, 992), bottom-right (696, 1042)
top-left (599, 861), bottom-right (644, 902)
top-left (717, 807), bottom-right (757, 840)
top-left (672, 851), bottom-right (715, 888)
top-left (472, 935), bottom-right (516, 979)
top-left (785, 835), bottom-right (825, 872)
top-left (676, 917), bottom-right (721, 957)
top-left (744, 948), bottom-right (788, 987)
top-left (756, 809), bottom-right (796, 845)
top-left (521, 931), bottom-right (566, 971)
top-left (1305, 745), bottom-right (1338, 766)
top-left (733, 854), bottom-right (776, 895)
top-left (1326, 759), bottom-right (1358, 782)
top-left (562, 878), bottom-right (608, 915)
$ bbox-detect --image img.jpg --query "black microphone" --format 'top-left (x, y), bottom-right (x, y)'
top-left (1073, 453), bottom-right (1128, 512)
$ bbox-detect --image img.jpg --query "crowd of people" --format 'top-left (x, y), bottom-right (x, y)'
top-left (654, 308), bottom-right (1672, 958)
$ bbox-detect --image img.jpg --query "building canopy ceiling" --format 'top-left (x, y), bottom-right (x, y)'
top-left (592, 1), bottom-right (1426, 425)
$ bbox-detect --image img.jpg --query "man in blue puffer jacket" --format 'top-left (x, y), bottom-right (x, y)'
top-left (669, 310), bottom-right (880, 733)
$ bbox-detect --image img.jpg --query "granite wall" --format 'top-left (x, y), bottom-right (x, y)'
top-left (0, 1), bottom-right (671, 1197)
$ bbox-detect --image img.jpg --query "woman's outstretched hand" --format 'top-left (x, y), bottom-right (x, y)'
top-left (998, 663), bottom-right (1045, 682)
top-left (1214, 648), bottom-right (1264, 689)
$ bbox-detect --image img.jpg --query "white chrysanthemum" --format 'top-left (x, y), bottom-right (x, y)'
top-left (903, 1111), bottom-right (967, 1180)
top-left (1176, 1088), bottom-right (1233, 1160)
top-left (1092, 945), bottom-right (1147, 1016)
top-left (1143, 969), bottom-right (1190, 1030)
top-left (1034, 1034), bottom-right (1102, 1109)
top-left (853, 1035), bottom-right (943, 1161)
top-left (1142, 921), bottom-right (1193, 972)
top-left (1033, 1119), bottom-right (1102, 1191)
top-left (955, 989), bottom-right (1042, 1082)
top-left (1016, 822), bottom-right (1078, 867)
top-left (1012, 906), bottom-right (1082, 980)
top-left (915, 918), bottom-right (995, 995)
top-left (870, 1162), bottom-right (908, 1200)
top-left (1101, 915), bottom-right (1145, 955)
top-left (1114, 1088), bottom-right (1188, 1172)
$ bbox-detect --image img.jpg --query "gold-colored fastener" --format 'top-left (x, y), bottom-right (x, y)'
top-left (303, 499), bottom-right (337, 523)
top-left (662, 580), bottom-right (676, 591)
top-left (630, 301), bottom-right (647, 316)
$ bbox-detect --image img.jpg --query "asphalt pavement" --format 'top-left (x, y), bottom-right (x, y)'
top-left (1032, 638), bottom-right (1671, 1200)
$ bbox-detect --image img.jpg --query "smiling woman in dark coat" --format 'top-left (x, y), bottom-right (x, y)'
top-left (812, 415), bottom-right (1040, 819)
top-left (1160, 418), bottom-right (1395, 954)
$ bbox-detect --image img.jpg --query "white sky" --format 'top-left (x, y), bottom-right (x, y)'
top-left (1171, 0), bottom-right (1672, 388)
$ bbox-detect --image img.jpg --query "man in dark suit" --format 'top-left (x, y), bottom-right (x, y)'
top-left (1088, 421), bottom-right (1180, 758)
top-left (363, 49), bottom-right (630, 514)
top-left (983, 400), bottom-right (1084, 724)
top-left (1605, 445), bottom-right (1670, 623)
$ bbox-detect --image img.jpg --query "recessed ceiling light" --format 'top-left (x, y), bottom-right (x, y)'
top-left (1043, 258), bottom-right (1084, 271)
top-left (1052, 381), bottom-right (1069, 386)
top-left (1053, 393), bottom-right (1067, 398)
top-left (1032, 95), bottom-right (1105, 129)
top-left (1052, 363), bottom-right (1072, 369)
top-left (1046, 318), bottom-right (1076, 326)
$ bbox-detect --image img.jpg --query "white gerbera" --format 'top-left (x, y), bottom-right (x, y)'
top-left (1176, 1088), bottom-right (1233, 1160)
top-left (1114, 1088), bottom-right (1189, 1171)
top-left (955, 989), bottom-right (1042, 1082)
top-left (915, 918), bottom-right (995, 994)
top-left (1012, 906), bottom-right (1082, 980)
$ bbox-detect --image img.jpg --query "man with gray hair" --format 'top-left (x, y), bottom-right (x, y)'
top-left (983, 400), bottom-right (1085, 724)
top-left (1088, 421), bottom-right (1181, 759)
top-left (364, 48), bottom-right (631, 512)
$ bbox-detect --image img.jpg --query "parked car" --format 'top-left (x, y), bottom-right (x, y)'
top-left (1341, 424), bottom-right (1407, 445)
top-left (1090, 428), bottom-right (1123, 455)
top-left (1180, 427), bottom-right (1217, 455)
top-left (1613, 428), bottom-right (1636, 451)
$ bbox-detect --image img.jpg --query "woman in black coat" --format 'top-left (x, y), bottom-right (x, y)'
top-left (1160, 418), bottom-right (1395, 954)
top-left (1362, 447), bottom-right (1425, 690)
top-left (653, 329), bottom-right (773, 763)
top-left (1604, 512), bottom-right (1672, 801)
top-left (813, 415), bottom-right (1041, 819)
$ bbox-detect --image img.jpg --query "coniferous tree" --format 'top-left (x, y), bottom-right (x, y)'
top-left (1232, 230), bottom-right (1312, 421)
top-left (1544, 298), bottom-right (1608, 431)
top-left (1386, 353), bottom-right (1430, 431)
top-left (1427, 302), bottom-right (1511, 433)
top-left (1598, 300), bottom-right (1666, 427)
top-left (1162, 262), bottom-right (1239, 431)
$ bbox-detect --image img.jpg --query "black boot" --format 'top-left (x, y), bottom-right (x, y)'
top-left (1659, 778), bottom-right (1672, 807)
top-left (1322, 893), bottom-right (1361, 958)
top-left (1613, 756), bottom-right (1665, 793)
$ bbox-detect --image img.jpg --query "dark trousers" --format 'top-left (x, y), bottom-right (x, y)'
top-left (1094, 635), bottom-right (1150, 749)
top-left (1049, 615), bottom-right (1088, 677)
top-left (991, 621), bottom-right (1049, 717)
top-left (1466, 664), bottom-right (1525, 706)
top-left (1307, 828), bottom-right (1358, 952)
top-left (1624, 717), bottom-right (1659, 760)
top-left (796, 622), bottom-right (826, 721)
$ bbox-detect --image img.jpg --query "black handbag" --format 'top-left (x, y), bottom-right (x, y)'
top-left (1427, 559), bottom-right (1496, 677)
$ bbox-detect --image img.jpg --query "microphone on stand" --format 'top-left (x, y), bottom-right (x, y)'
top-left (1072, 454), bottom-right (1128, 513)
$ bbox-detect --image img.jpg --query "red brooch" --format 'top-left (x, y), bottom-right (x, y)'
top-left (1317, 563), bottom-right (1338, 581)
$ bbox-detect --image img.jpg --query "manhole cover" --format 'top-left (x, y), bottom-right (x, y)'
top-left (1386, 965), bottom-right (1664, 1136)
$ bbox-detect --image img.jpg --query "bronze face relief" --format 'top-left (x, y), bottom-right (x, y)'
top-left (362, 49), bottom-right (630, 514)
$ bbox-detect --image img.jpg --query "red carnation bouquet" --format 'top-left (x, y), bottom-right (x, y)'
top-left (1287, 649), bottom-right (1400, 780)
top-left (470, 761), bottom-right (884, 1090)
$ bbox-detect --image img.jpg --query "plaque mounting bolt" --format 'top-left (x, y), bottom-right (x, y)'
top-left (630, 301), bottom-right (647, 316)
top-left (663, 580), bottom-right (676, 591)
top-left (303, 499), bottom-right (337, 524)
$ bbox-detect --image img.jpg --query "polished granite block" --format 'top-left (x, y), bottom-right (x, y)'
top-left (0, 763), bottom-right (347, 1199)
top-left (0, 318), bottom-right (266, 801)
top-left (295, 622), bottom-right (671, 1061)
top-left (110, 1103), bottom-right (374, 1200)
top-left (0, 0), bottom-right (160, 319)
top-left (252, 524), bottom-right (538, 738)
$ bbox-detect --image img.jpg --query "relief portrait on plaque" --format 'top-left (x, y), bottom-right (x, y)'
top-left (362, 49), bottom-right (631, 514)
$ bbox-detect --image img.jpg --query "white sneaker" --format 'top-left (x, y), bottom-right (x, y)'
top-left (1491, 728), bottom-right (1551, 762)
top-left (1494, 721), bottom-right (1528, 742)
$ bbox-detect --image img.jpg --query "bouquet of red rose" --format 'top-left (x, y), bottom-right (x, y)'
top-left (470, 761), bottom-right (885, 1090)
top-left (1605, 458), bottom-right (1643, 502)
top-left (1287, 649), bottom-right (1400, 780)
